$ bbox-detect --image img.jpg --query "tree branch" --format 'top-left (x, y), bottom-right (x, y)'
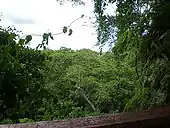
top-left (19, 14), bottom-right (85, 39)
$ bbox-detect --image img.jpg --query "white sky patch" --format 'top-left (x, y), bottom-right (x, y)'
top-left (0, 0), bottom-right (114, 52)
top-left (105, 3), bottom-right (117, 16)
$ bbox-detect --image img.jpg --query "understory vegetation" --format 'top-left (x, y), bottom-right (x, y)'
top-left (0, 0), bottom-right (170, 124)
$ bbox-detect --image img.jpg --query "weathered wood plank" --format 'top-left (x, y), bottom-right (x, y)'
top-left (1, 106), bottom-right (170, 128)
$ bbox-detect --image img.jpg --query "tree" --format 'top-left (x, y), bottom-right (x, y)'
top-left (0, 26), bottom-right (48, 123)
top-left (93, 0), bottom-right (170, 110)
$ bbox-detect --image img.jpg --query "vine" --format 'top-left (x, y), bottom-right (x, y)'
top-left (19, 14), bottom-right (85, 50)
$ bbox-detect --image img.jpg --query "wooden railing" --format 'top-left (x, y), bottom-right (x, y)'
top-left (1, 106), bottom-right (170, 128)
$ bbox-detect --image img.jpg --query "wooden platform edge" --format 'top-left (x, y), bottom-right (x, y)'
top-left (1, 106), bottom-right (170, 128)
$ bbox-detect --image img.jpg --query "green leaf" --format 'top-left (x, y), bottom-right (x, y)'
top-left (68, 29), bottom-right (73, 36)
top-left (43, 46), bottom-right (46, 50)
top-left (43, 33), bottom-right (49, 41)
top-left (63, 27), bottom-right (67, 33)
top-left (49, 33), bottom-right (54, 40)
top-left (43, 33), bottom-right (49, 45)
top-left (25, 35), bottom-right (32, 44)
top-left (81, 14), bottom-right (84, 18)
top-left (18, 39), bottom-right (25, 45)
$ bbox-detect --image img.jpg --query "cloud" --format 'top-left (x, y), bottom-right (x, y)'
top-left (0, 0), bottom-right (109, 52)
top-left (6, 15), bottom-right (35, 24)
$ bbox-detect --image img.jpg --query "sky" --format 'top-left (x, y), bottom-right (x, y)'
top-left (0, 0), bottom-right (115, 52)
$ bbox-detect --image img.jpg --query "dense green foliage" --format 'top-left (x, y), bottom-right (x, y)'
top-left (0, 26), bottom-right (47, 123)
top-left (94, 0), bottom-right (170, 110)
top-left (0, 0), bottom-right (170, 124)
top-left (0, 26), bottom-right (137, 123)
top-left (42, 48), bottom-right (136, 119)
top-left (0, 25), bottom-right (137, 123)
